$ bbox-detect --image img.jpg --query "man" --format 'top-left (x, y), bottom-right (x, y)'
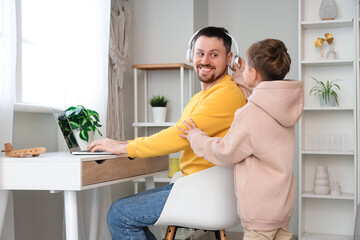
top-left (88, 26), bottom-right (247, 240)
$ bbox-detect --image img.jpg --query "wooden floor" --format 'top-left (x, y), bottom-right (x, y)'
top-left (196, 231), bottom-right (243, 240)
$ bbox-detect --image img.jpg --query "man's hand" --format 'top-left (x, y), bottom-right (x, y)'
top-left (87, 138), bottom-right (128, 155)
top-left (178, 118), bottom-right (198, 138)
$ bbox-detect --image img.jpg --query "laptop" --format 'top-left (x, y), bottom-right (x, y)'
top-left (52, 109), bottom-right (114, 155)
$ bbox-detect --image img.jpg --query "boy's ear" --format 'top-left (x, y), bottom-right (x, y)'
top-left (251, 67), bottom-right (263, 85)
top-left (251, 67), bottom-right (258, 81)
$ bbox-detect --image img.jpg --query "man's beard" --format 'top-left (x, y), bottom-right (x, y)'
top-left (197, 64), bottom-right (228, 84)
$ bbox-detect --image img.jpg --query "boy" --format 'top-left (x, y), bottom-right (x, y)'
top-left (179, 39), bottom-right (304, 240)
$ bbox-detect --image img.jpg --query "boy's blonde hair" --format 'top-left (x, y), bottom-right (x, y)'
top-left (247, 39), bottom-right (291, 81)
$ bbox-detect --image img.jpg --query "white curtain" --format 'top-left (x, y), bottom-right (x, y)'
top-left (62, 1), bottom-right (113, 239)
top-left (0, 0), bottom-right (16, 239)
top-left (0, 0), bottom-right (112, 239)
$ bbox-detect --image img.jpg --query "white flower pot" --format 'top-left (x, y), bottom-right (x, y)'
top-left (152, 107), bottom-right (167, 122)
top-left (319, 95), bottom-right (336, 107)
top-left (73, 130), bottom-right (94, 150)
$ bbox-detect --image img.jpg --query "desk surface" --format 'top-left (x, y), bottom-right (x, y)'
top-left (0, 151), bottom-right (128, 162)
top-left (0, 152), bottom-right (169, 191)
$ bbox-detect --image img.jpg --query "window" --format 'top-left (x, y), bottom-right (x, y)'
top-left (17, 0), bottom-right (110, 109)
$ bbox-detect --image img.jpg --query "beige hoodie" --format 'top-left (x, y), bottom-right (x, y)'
top-left (187, 80), bottom-right (304, 231)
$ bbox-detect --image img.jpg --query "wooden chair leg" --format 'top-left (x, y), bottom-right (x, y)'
top-left (220, 229), bottom-right (227, 240)
top-left (164, 226), bottom-right (177, 240)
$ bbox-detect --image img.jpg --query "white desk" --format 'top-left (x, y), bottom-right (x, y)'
top-left (0, 152), bottom-right (168, 240)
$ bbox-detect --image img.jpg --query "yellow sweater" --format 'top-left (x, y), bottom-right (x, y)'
top-left (127, 74), bottom-right (246, 176)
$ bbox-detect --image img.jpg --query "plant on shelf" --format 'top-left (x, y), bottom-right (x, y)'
top-left (309, 76), bottom-right (340, 107)
top-left (314, 33), bottom-right (334, 58)
top-left (149, 95), bottom-right (168, 122)
top-left (65, 105), bottom-right (102, 142)
top-left (149, 95), bottom-right (168, 107)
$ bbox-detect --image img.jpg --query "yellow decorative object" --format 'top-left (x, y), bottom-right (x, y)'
top-left (314, 33), bottom-right (334, 58)
top-left (314, 37), bottom-right (325, 47)
top-left (168, 158), bottom-right (180, 178)
top-left (325, 33), bottom-right (333, 44)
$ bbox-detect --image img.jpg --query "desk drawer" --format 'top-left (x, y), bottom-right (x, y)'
top-left (82, 155), bottom-right (169, 186)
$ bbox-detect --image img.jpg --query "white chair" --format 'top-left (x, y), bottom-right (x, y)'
top-left (154, 166), bottom-right (240, 240)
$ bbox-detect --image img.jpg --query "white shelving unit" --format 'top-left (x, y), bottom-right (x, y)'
top-left (132, 63), bottom-right (194, 138)
top-left (298, 0), bottom-right (358, 239)
top-left (131, 63), bottom-right (195, 239)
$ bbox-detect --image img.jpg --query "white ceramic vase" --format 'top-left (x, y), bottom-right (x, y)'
top-left (73, 130), bottom-right (94, 150)
top-left (330, 181), bottom-right (341, 196)
top-left (319, 0), bottom-right (338, 20)
top-left (152, 107), bottom-right (167, 122)
top-left (314, 165), bottom-right (330, 194)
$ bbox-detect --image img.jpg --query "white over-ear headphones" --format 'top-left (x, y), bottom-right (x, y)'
top-left (186, 29), bottom-right (240, 69)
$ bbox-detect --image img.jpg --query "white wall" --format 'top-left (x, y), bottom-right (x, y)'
top-left (208, 0), bottom-right (298, 80)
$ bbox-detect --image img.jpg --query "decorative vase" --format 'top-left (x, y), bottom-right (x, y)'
top-left (326, 46), bottom-right (337, 60)
top-left (319, 95), bottom-right (336, 107)
top-left (319, 0), bottom-right (338, 20)
top-left (73, 130), bottom-right (94, 150)
top-left (330, 181), bottom-right (341, 195)
top-left (314, 165), bottom-right (330, 194)
top-left (152, 107), bottom-right (167, 122)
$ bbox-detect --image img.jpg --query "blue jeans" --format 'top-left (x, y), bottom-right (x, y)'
top-left (107, 183), bottom-right (174, 240)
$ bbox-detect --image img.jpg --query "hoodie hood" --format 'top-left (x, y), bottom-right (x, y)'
top-left (248, 80), bottom-right (304, 127)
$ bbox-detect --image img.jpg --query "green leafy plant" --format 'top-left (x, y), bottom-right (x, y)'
top-left (149, 95), bottom-right (168, 107)
top-left (309, 77), bottom-right (341, 106)
top-left (65, 105), bottom-right (102, 142)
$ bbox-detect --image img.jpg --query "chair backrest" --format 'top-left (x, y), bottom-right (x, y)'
top-left (155, 166), bottom-right (240, 230)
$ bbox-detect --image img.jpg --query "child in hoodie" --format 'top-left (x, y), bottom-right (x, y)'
top-left (179, 39), bottom-right (304, 240)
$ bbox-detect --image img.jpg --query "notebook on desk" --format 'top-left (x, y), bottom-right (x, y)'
top-left (52, 109), bottom-right (114, 155)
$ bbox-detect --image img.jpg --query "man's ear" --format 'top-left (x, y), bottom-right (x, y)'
top-left (227, 52), bottom-right (233, 66)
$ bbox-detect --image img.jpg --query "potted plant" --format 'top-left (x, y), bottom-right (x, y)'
top-left (309, 77), bottom-right (340, 107)
top-left (149, 95), bottom-right (168, 122)
top-left (65, 105), bottom-right (102, 149)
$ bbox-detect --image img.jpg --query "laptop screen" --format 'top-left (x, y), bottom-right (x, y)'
top-left (52, 109), bottom-right (81, 152)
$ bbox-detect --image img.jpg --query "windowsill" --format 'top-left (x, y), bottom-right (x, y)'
top-left (14, 103), bottom-right (56, 113)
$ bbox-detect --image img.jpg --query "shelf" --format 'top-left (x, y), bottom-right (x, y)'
top-left (301, 59), bottom-right (353, 66)
top-left (301, 191), bottom-right (354, 200)
top-left (299, 2), bottom-right (358, 238)
top-left (301, 19), bottom-right (353, 29)
top-left (132, 122), bottom-right (177, 127)
top-left (303, 107), bottom-right (354, 111)
top-left (300, 232), bottom-right (353, 240)
top-left (132, 63), bottom-right (193, 71)
top-left (301, 151), bottom-right (354, 155)
top-left (132, 62), bottom-right (194, 138)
